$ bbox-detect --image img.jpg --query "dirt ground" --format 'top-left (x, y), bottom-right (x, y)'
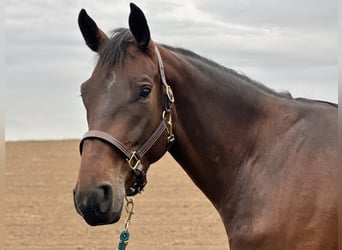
top-left (5, 140), bottom-right (229, 250)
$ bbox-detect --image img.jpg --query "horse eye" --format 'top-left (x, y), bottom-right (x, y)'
top-left (139, 85), bottom-right (152, 99)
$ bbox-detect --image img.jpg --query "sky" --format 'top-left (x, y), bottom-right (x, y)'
top-left (5, 0), bottom-right (338, 141)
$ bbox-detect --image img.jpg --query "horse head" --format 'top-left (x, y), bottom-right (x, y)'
top-left (73, 3), bottom-right (173, 226)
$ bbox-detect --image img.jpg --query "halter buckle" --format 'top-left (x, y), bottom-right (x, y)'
top-left (127, 151), bottom-right (141, 170)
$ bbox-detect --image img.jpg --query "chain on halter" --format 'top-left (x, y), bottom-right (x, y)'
top-left (117, 197), bottom-right (135, 250)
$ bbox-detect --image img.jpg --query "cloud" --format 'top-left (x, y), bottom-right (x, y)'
top-left (5, 0), bottom-right (338, 140)
top-left (192, 0), bottom-right (337, 30)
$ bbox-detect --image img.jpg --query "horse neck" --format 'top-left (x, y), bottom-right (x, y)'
top-left (159, 46), bottom-right (276, 208)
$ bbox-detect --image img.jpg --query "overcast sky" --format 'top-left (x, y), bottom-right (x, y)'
top-left (5, 0), bottom-right (338, 141)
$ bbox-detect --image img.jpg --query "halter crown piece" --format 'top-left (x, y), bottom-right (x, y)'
top-left (79, 45), bottom-right (175, 196)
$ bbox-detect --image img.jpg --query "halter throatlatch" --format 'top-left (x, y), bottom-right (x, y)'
top-left (79, 46), bottom-right (175, 196)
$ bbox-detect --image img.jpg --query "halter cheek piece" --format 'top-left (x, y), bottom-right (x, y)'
top-left (79, 46), bottom-right (175, 196)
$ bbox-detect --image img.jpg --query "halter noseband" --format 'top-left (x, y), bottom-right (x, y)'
top-left (79, 46), bottom-right (175, 196)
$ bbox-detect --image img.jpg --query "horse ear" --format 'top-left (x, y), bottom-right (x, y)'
top-left (129, 3), bottom-right (151, 49)
top-left (78, 9), bottom-right (108, 52)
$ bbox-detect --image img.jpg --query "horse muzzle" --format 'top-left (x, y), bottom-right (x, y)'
top-left (73, 184), bottom-right (123, 226)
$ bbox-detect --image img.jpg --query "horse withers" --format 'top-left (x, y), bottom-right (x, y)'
top-left (73, 3), bottom-right (337, 249)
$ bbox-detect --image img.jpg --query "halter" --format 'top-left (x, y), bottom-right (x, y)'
top-left (79, 46), bottom-right (175, 196)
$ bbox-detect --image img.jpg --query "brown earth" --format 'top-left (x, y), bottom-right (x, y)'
top-left (5, 140), bottom-right (229, 250)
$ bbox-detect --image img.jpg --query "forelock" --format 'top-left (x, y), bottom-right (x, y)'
top-left (98, 28), bottom-right (133, 70)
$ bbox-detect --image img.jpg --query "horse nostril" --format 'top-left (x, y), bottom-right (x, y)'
top-left (97, 184), bottom-right (113, 214)
top-left (73, 184), bottom-right (114, 225)
top-left (100, 184), bottom-right (111, 201)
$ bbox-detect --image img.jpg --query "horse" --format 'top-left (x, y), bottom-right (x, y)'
top-left (73, 3), bottom-right (337, 250)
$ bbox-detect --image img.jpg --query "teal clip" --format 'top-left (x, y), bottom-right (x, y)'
top-left (117, 229), bottom-right (130, 250)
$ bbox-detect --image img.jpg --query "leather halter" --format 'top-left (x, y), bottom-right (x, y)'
top-left (79, 46), bottom-right (175, 196)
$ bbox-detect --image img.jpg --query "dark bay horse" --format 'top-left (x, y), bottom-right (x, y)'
top-left (73, 3), bottom-right (337, 250)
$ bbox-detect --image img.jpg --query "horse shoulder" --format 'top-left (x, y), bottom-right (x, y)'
top-left (223, 103), bottom-right (337, 249)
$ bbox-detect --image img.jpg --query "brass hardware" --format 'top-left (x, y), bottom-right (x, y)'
top-left (124, 197), bottom-right (135, 231)
top-left (162, 110), bottom-right (174, 144)
top-left (166, 85), bottom-right (175, 103)
top-left (127, 151), bottom-right (140, 170)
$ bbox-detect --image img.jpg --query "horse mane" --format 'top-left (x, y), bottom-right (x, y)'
top-left (161, 45), bottom-right (293, 100)
top-left (98, 28), bottom-right (337, 107)
top-left (294, 98), bottom-right (338, 107)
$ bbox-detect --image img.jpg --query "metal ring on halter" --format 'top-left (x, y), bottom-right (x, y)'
top-left (166, 85), bottom-right (175, 103)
